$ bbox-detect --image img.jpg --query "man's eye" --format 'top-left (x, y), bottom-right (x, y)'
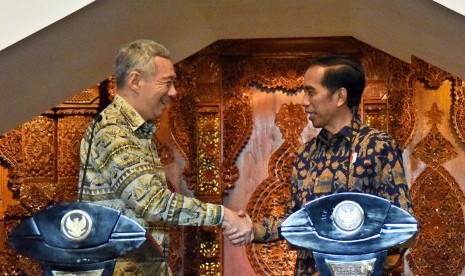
top-left (304, 89), bottom-right (315, 95)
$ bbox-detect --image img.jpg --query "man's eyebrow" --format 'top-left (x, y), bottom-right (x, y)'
top-left (303, 85), bottom-right (315, 91)
top-left (161, 74), bottom-right (176, 81)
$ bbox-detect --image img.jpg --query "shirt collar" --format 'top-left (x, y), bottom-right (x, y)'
top-left (113, 95), bottom-right (156, 136)
top-left (317, 119), bottom-right (362, 145)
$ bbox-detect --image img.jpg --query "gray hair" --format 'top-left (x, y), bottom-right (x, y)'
top-left (115, 39), bottom-right (171, 87)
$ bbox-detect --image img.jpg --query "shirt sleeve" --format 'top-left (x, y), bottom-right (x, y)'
top-left (88, 125), bottom-right (224, 227)
top-left (374, 137), bottom-right (414, 215)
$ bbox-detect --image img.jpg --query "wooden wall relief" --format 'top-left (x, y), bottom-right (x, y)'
top-left (56, 116), bottom-right (93, 202)
top-left (171, 59), bottom-right (198, 191)
top-left (246, 102), bottom-right (307, 276)
top-left (408, 103), bottom-right (465, 275)
top-left (386, 58), bottom-right (416, 149)
top-left (451, 78), bottom-right (465, 146)
top-left (360, 45), bottom-right (414, 147)
top-left (221, 91), bottom-right (252, 193)
top-left (362, 81), bottom-right (388, 132)
top-left (197, 112), bottom-right (221, 196)
top-left (0, 84), bottom-right (100, 275)
top-left (221, 54), bottom-right (311, 192)
top-left (170, 55), bottom-right (226, 275)
top-left (404, 56), bottom-right (465, 275)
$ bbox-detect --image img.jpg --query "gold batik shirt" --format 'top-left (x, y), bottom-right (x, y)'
top-left (79, 95), bottom-right (223, 274)
top-left (253, 120), bottom-right (414, 275)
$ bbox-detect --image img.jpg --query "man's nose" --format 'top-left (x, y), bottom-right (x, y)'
top-left (169, 84), bottom-right (177, 97)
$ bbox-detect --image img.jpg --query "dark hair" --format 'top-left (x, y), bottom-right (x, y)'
top-left (308, 56), bottom-right (365, 108)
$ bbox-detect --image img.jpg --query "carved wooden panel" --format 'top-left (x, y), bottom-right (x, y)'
top-left (170, 55), bottom-right (226, 275)
top-left (197, 111), bottom-right (221, 196)
top-left (170, 60), bottom-right (198, 191)
top-left (406, 64), bottom-right (465, 275)
top-left (362, 81), bottom-right (388, 132)
top-left (246, 103), bottom-right (307, 275)
top-left (408, 166), bottom-right (465, 276)
top-left (221, 56), bottom-right (309, 196)
top-left (56, 116), bottom-right (93, 202)
top-left (21, 116), bottom-right (56, 183)
top-left (361, 44), bottom-right (414, 147)
top-left (0, 85), bottom-right (100, 274)
top-left (222, 92), bottom-right (253, 193)
top-left (413, 108), bottom-right (457, 168)
top-left (451, 79), bottom-right (465, 146)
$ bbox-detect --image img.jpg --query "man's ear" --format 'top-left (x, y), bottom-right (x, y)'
top-left (127, 71), bottom-right (142, 92)
top-left (336, 87), bottom-right (348, 107)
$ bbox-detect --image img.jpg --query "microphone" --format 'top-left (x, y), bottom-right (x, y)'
top-left (78, 114), bottom-right (102, 202)
top-left (345, 106), bottom-right (358, 192)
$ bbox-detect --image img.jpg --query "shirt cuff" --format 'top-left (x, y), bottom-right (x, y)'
top-left (205, 203), bottom-right (224, 226)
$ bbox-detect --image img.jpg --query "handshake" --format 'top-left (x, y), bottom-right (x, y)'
top-left (222, 208), bottom-right (254, 246)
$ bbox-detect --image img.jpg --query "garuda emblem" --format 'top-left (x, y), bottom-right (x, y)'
top-left (332, 200), bottom-right (364, 231)
top-left (60, 210), bottom-right (93, 241)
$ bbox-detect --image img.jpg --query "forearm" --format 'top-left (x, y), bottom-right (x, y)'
top-left (120, 173), bottom-right (223, 226)
top-left (252, 218), bottom-right (284, 243)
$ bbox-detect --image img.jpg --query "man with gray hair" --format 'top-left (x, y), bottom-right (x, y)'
top-left (79, 39), bottom-right (252, 274)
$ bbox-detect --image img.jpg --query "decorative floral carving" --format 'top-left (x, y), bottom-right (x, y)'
top-left (388, 66), bottom-right (415, 149)
top-left (221, 57), bottom-right (309, 194)
top-left (407, 78), bottom-right (465, 276)
top-left (168, 226), bottom-right (184, 275)
top-left (246, 103), bottom-right (308, 275)
top-left (243, 73), bottom-right (303, 91)
top-left (408, 166), bottom-right (465, 275)
top-left (22, 116), bottom-right (55, 181)
top-left (413, 121), bottom-right (457, 168)
top-left (410, 57), bottom-right (456, 90)
top-left (197, 113), bottom-right (221, 195)
top-left (424, 102), bottom-right (444, 126)
top-left (451, 79), bottom-right (465, 146)
top-left (222, 92), bottom-right (253, 192)
top-left (0, 94), bottom-right (99, 274)
top-left (170, 60), bottom-right (198, 190)
top-left (360, 44), bottom-right (414, 148)
top-left (57, 116), bottom-right (92, 179)
top-left (63, 85), bottom-right (99, 104)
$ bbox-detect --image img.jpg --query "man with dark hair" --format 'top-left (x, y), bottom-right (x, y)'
top-left (79, 39), bottom-right (253, 274)
top-left (240, 56), bottom-right (413, 274)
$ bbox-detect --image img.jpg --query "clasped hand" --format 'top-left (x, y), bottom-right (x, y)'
top-left (222, 208), bottom-right (254, 246)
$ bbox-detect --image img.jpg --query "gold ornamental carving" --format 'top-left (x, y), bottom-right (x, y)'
top-left (243, 72), bottom-right (303, 91)
top-left (246, 103), bottom-right (307, 275)
top-left (408, 166), bottom-right (465, 275)
top-left (451, 79), bottom-right (465, 146)
top-left (361, 44), bottom-right (414, 147)
top-left (57, 116), bottom-right (92, 179)
top-left (412, 104), bottom-right (457, 168)
top-left (361, 44), bottom-right (413, 147)
top-left (222, 57), bottom-right (308, 193)
top-left (222, 92), bottom-right (253, 193)
top-left (408, 91), bottom-right (465, 275)
top-left (170, 56), bottom-right (225, 275)
top-left (362, 81), bottom-right (388, 132)
top-left (22, 116), bottom-right (56, 182)
top-left (409, 57), bottom-right (456, 90)
top-left (197, 113), bottom-right (221, 195)
top-left (170, 60), bottom-right (198, 190)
